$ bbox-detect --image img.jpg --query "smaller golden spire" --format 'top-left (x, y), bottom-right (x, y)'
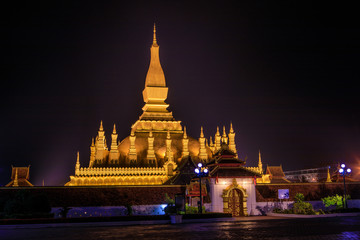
top-left (75, 151), bottom-right (80, 173)
top-left (99, 120), bottom-right (104, 131)
top-left (230, 122), bottom-right (234, 133)
top-left (76, 151), bottom-right (80, 164)
top-left (183, 126), bottom-right (188, 139)
top-left (258, 150), bottom-right (263, 174)
top-left (216, 126), bottom-right (220, 136)
top-left (153, 23), bottom-right (158, 46)
top-left (222, 126), bottom-right (228, 144)
top-left (326, 167), bottom-right (332, 183)
top-left (91, 138), bottom-right (95, 147)
top-left (200, 126), bottom-right (204, 138)
top-left (222, 126), bottom-right (226, 137)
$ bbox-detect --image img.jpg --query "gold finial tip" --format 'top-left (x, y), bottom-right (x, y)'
top-left (153, 23), bottom-right (157, 45)
top-left (200, 126), bottom-right (204, 137)
top-left (230, 122), bottom-right (234, 133)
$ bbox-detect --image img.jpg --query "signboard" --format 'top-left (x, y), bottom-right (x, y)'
top-left (278, 189), bottom-right (289, 200)
top-left (186, 182), bottom-right (207, 197)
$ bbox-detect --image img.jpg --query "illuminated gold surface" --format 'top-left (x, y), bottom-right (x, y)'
top-left (215, 126), bottom-right (221, 151)
top-left (182, 126), bottom-right (189, 158)
top-left (140, 24), bottom-right (173, 121)
top-left (198, 126), bottom-right (208, 161)
top-left (228, 122), bottom-right (237, 155)
top-left (66, 27), bottom-right (250, 186)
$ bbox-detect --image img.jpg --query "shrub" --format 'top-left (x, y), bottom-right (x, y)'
top-left (321, 194), bottom-right (350, 209)
top-left (318, 209), bottom-right (325, 215)
top-left (293, 201), bottom-right (314, 214)
top-left (164, 193), bottom-right (175, 205)
top-left (163, 193), bottom-right (177, 215)
top-left (164, 205), bottom-right (177, 215)
top-left (59, 206), bottom-right (72, 218)
top-left (272, 208), bottom-right (282, 213)
top-left (292, 193), bottom-right (315, 215)
top-left (283, 209), bottom-right (293, 214)
top-left (294, 193), bottom-right (305, 203)
top-left (125, 204), bottom-right (132, 216)
top-left (185, 205), bottom-right (206, 214)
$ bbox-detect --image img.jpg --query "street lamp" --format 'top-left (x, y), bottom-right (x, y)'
top-left (194, 162), bottom-right (209, 214)
top-left (339, 163), bottom-right (352, 209)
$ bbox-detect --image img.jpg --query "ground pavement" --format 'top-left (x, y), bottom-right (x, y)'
top-left (0, 216), bottom-right (359, 239)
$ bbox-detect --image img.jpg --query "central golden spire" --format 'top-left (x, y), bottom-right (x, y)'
top-left (144, 24), bottom-right (166, 87)
top-left (139, 24), bottom-right (174, 121)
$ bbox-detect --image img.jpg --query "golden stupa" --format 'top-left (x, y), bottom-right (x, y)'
top-left (65, 25), bottom-right (244, 186)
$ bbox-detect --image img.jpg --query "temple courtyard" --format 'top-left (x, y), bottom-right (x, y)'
top-left (1, 216), bottom-right (359, 240)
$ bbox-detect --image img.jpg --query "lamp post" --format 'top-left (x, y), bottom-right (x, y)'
top-left (195, 162), bottom-right (208, 214)
top-left (339, 163), bottom-right (351, 209)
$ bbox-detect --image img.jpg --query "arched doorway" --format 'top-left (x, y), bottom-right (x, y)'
top-left (222, 178), bottom-right (248, 216)
top-left (228, 188), bottom-right (244, 216)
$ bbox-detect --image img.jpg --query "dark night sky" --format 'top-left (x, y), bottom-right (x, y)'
top-left (1, 1), bottom-right (359, 186)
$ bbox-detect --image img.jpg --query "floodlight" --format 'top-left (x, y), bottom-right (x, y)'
top-left (339, 168), bottom-right (344, 173)
top-left (198, 163), bottom-right (202, 168)
top-left (341, 164), bottom-right (346, 168)
top-left (195, 168), bottom-right (200, 174)
top-left (347, 168), bottom-right (351, 173)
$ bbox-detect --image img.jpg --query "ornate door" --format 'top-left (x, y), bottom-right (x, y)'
top-left (228, 188), bottom-right (244, 216)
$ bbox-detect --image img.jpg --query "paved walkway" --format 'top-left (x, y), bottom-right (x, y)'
top-left (1, 216), bottom-right (359, 239)
top-left (0, 216), bottom-right (286, 228)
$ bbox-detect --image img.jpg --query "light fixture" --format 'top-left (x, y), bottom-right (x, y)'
top-left (339, 162), bottom-right (352, 209)
top-left (194, 162), bottom-right (209, 214)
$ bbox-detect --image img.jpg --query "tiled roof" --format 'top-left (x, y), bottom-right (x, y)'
top-left (210, 166), bottom-right (261, 177)
top-left (5, 166), bottom-right (33, 187)
top-left (164, 156), bottom-right (197, 185)
top-left (267, 166), bottom-right (285, 177)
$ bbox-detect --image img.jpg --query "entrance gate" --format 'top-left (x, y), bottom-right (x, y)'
top-left (228, 188), bottom-right (244, 216)
top-left (222, 178), bottom-right (248, 216)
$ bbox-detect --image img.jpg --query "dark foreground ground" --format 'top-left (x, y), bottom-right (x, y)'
top-left (0, 216), bottom-right (359, 240)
